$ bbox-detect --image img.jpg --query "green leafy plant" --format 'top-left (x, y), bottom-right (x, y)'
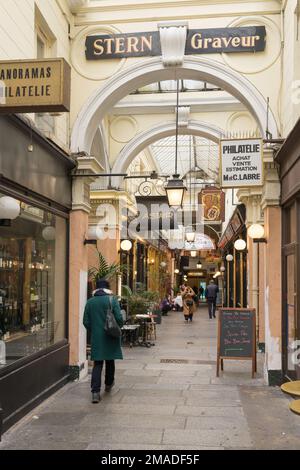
top-left (122, 284), bottom-right (160, 320)
top-left (89, 249), bottom-right (127, 282)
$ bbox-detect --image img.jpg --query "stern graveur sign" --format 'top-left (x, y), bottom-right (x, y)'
top-left (86, 26), bottom-right (266, 60)
top-left (0, 58), bottom-right (71, 113)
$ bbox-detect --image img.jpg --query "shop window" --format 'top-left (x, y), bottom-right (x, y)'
top-left (0, 193), bottom-right (67, 369)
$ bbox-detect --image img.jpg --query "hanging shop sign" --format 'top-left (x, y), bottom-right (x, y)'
top-left (220, 138), bottom-right (263, 188)
top-left (199, 187), bottom-right (225, 222)
top-left (218, 205), bottom-right (245, 250)
top-left (0, 58), bottom-right (71, 113)
top-left (86, 26), bottom-right (266, 60)
top-left (216, 308), bottom-right (257, 378)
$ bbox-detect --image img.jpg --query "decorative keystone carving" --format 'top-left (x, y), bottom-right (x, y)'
top-left (178, 106), bottom-right (190, 127)
top-left (158, 21), bottom-right (188, 66)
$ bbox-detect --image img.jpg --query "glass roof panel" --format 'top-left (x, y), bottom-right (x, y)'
top-left (131, 80), bottom-right (222, 94)
top-left (149, 135), bottom-right (219, 182)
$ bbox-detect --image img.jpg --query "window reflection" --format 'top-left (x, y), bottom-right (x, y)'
top-left (0, 194), bottom-right (67, 368)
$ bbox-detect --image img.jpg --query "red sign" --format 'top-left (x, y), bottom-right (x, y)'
top-left (199, 187), bottom-right (225, 222)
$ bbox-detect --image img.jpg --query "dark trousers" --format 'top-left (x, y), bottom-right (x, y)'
top-left (91, 360), bottom-right (115, 393)
top-left (207, 299), bottom-right (217, 318)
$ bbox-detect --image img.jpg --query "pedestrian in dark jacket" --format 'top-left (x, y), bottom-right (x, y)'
top-left (205, 280), bottom-right (219, 319)
top-left (83, 279), bottom-right (123, 403)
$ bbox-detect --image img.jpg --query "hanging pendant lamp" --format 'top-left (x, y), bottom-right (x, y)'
top-left (165, 79), bottom-right (186, 208)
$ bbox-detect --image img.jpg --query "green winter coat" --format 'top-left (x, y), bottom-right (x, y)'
top-left (83, 292), bottom-right (124, 361)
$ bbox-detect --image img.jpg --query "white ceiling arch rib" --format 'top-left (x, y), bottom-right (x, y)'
top-left (110, 120), bottom-right (224, 188)
top-left (71, 56), bottom-right (278, 155)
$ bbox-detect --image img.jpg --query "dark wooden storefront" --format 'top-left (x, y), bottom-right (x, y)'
top-left (0, 114), bottom-right (75, 436)
top-left (275, 118), bottom-right (300, 381)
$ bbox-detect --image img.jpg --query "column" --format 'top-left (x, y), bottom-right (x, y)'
top-left (68, 155), bottom-right (104, 380)
top-left (261, 161), bottom-right (281, 385)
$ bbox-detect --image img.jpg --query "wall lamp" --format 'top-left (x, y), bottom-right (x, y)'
top-left (248, 223), bottom-right (267, 243)
top-left (84, 226), bottom-right (104, 245)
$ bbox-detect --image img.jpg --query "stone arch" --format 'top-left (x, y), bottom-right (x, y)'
top-left (110, 120), bottom-right (224, 187)
top-left (71, 56), bottom-right (278, 154)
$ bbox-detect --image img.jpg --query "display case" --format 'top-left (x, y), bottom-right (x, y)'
top-left (0, 237), bottom-right (54, 363)
top-left (0, 240), bottom-right (24, 339)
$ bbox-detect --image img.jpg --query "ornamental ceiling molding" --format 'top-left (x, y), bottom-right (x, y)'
top-left (71, 24), bottom-right (126, 80)
top-left (222, 16), bottom-right (281, 75)
top-left (71, 56), bottom-right (279, 154)
top-left (68, 0), bottom-right (87, 13)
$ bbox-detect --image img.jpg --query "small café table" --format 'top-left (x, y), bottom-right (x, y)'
top-left (121, 324), bottom-right (140, 347)
top-left (135, 314), bottom-right (157, 347)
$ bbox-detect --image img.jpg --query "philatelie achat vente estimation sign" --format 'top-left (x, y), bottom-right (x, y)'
top-left (220, 138), bottom-right (263, 188)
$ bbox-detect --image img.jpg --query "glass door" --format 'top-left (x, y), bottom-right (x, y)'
top-left (283, 245), bottom-right (299, 380)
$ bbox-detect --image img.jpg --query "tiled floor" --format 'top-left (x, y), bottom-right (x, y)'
top-left (1, 306), bottom-right (300, 450)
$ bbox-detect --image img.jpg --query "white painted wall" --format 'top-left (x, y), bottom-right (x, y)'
top-left (281, 0), bottom-right (300, 136)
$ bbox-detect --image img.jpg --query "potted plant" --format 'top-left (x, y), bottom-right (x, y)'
top-left (122, 284), bottom-right (160, 323)
top-left (88, 249), bottom-right (128, 296)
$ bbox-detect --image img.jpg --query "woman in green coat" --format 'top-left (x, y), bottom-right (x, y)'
top-left (83, 279), bottom-right (124, 403)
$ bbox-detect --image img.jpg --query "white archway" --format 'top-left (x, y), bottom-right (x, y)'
top-left (110, 120), bottom-right (224, 187)
top-left (71, 56), bottom-right (278, 154)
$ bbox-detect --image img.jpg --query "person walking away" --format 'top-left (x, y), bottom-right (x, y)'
top-left (83, 279), bottom-right (124, 403)
top-left (182, 286), bottom-right (196, 322)
top-left (205, 280), bottom-right (219, 319)
top-left (199, 286), bottom-right (204, 301)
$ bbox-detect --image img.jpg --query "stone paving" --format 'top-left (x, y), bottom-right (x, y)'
top-left (1, 306), bottom-right (300, 450)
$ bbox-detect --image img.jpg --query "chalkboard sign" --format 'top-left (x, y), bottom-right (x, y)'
top-left (217, 308), bottom-right (256, 378)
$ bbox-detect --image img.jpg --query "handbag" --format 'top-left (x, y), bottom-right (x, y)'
top-left (104, 296), bottom-right (122, 338)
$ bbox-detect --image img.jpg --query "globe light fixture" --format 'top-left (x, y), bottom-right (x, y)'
top-left (87, 226), bottom-right (104, 240)
top-left (165, 79), bottom-right (187, 208)
top-left (220, 266), bottom-right (226, 272)
top-left (174, 269), bottom-right (180, 274)
top-left (42, 226), bottom-right (56, 241)
top-left (160, 261), bottom-right (167, 268)
top-left (0, 196), bottom-right (20, 223)
top-left (234, 239), bottom-right (246, 251)
top-left (226, 254), bottom-right (233, 262)
top-left (196, 262), bottom-right (202, 269)
top-left (84, 225), bottom-right (105, 245)
top-left (120, 239), bottom-right (132, 252)
top-left (190, 250), bottom-right (197, 258)
top-left (248, 223), bottom-right (267, 243)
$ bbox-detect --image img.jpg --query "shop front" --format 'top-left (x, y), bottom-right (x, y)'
top-left (275, 119), bottom-right (300, 381)
top-left (219, 204), bottom-right (247, 309)
top-left (0, 114), bottom-right (75, 435)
